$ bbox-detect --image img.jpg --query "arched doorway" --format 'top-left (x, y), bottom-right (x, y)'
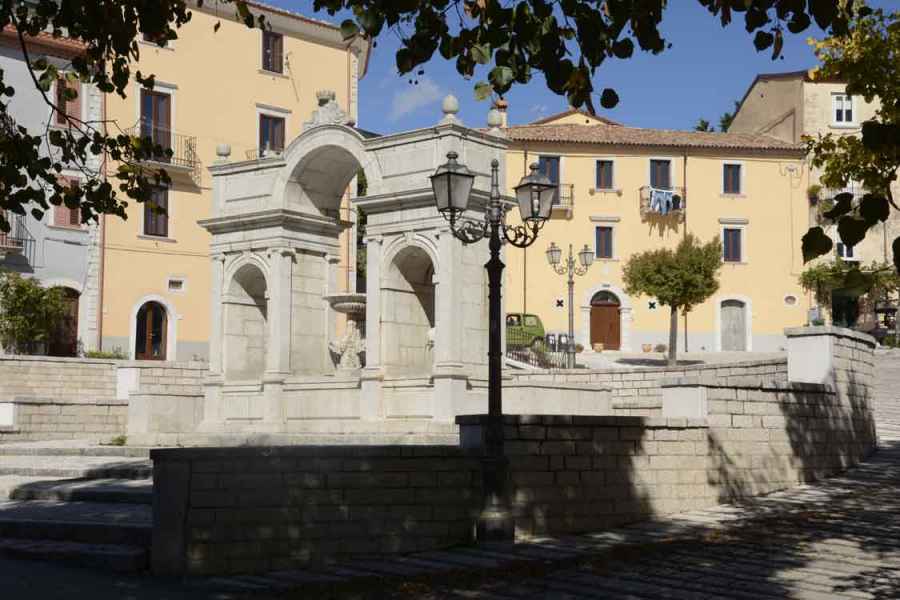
top-left (224, 263), bottom-right (268, 380)
top-left (720, 299), bottom-right (748, 351)
top-left (590, 291), bottom-right (621, 350)
top-left (48, 287), bottom-right (79, 357)
top-left (381, 246), bottom-right (436, 375)
top-left (135, 301), bottom-right (167, 360)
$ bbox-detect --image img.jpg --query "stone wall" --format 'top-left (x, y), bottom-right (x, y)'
top-left (0, 355), bottom-right (123, 442)
top-left (290, 250), bottom-right (329, 376)
top-left (151, 445), bottom-right (482, 575)
top-left (507, 358), bottom-right (789, 416)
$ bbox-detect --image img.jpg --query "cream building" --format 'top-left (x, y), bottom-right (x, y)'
top-left (501, 108), bottom-right (811, 353)
top-left (730, 70), bottom-right (900, 266)
top-left (100, 2), bottom-right (369, 361)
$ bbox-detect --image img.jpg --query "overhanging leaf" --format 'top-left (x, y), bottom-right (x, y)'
top-left (474, 81), bottom-right (492, 101)
top-left (859, 194), bottom-right (890, 226)
top-left (837, 216), bottom-right (869, 248)
top-left (893, 237), bottom-right (900, 274)
top-left (340, 20), bottom-right (359, 41)
top-left (802, 226), bottom-right (833, 263)
top-left (471, 44), bottom-right (491, 65)
top-left (599, 88), bottom-right (619, 109)
top-left (823, 192), bottom-right (853, 221)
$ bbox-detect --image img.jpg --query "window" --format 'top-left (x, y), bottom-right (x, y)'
top-left (140, 89), bottom-right (171, 153)
top-left (259, 114), bottom-right (285, 155)
top-left (723, 228), bottom-right (742, 263)
top-left (836, 242), bottom-right (857, 261)
top-left (596, 160), bottom-right (614, 190)
top-left (144, 187), bottom-right (169, 238)
top-left (54, 76), bottom-right (80, 126)
top-left (538, 156), bottom-right (561, 205)
top-left (595, 226), bottom-right (613, 259)
top-left (650, 159), bottom-right (671, 190)
top-left (262, 31), bottom-right (284, 73)
top-left (833, 93), bottom-right (854, 125)
top-left (167, 278), bottom-right (185, 293)
top-left (723, 163), bottom-right (742, 195)
top-left (53, 177), bottom-right (80, 227)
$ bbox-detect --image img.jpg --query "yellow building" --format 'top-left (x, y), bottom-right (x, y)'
top-left (100, 3), bottom-right (369, 360)
top-left (501, 108), bottom-right (811, 353)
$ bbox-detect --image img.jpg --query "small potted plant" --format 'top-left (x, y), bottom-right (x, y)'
top-left (593, 342), bottom-right (604, 352)
top-left (642, 343), bottom-right (653, 353)
top-left (807, 184), bottom-right (822, 205)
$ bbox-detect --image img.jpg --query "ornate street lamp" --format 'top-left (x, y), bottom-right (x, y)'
top-left (546, 243), bottom-right (594, 368)
top-left (430, 153), bottom-right (553, 541)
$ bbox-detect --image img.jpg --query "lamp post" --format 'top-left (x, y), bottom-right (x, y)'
top-left (430, 152), bottom-right (554, 541)
top-left (546, 243), bottom-right (595, 368)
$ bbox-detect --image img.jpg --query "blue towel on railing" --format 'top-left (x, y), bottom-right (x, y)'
top-left (650, 188), bottom-right (674, 215)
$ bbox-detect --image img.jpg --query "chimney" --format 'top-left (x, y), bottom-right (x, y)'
top-left (493, 98), bottom-right (508, 128)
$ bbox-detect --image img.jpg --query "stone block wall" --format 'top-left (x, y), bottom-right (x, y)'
top-left (290, 251), bottom-right (328, 375)
top-left (151, 445), bottom-right (481, 575)
top-left (507, 358), bottom-right (788, 416)
top-left (0, 355), bottom-right (123, 442)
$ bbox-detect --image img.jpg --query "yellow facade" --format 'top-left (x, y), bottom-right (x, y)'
top-left (100, 5), bottom-right (366, 360)
top-left (503, 113), bottom-right (811, 353)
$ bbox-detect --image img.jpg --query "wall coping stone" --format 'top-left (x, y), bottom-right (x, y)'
top-left (150, 444), bottom-right (477, 462)
top-left (11, 396), bottom-right (129, 406)
top-left (0, 355), bottom-right (208, 370)
top-left (659, 376), bottom-right (833, 394)
top-left (506, 357), bottom-right (787, 378)
top-left (455, 414), bottom-right (708, 429)
top-left (503, 381), bottom-right (612, 391)
top-left (784, 325), bottom-right (876, 348)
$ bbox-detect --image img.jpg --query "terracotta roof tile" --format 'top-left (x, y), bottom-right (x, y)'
top-left (504, 122), bottom-right (803, 154)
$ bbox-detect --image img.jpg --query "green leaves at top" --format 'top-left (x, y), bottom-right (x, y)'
top-left (859, 194), bottom-right (890, 226)
top-left (471, 44), bottom-right (491, 65)
top-left (340, 19), bottom-right (359, 41)
top-left (600, 88), bottom-right (619, 109)
top-left (802, 226), bottom-right (833, 263)
top-left (837, 216), bottom-right (869, 249)
top-left (474, 81), bottom-right (492, 101)
top-left (822, 192), bottom-right (854, 221)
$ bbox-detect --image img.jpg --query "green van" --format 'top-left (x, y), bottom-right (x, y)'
top-left (506, 313), bottom-right (546, 348)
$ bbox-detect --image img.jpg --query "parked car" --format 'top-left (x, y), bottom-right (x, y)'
top-left (506, 313), bottom-right (546, 348)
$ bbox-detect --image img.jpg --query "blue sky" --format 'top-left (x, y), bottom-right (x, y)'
top-left (268, 1), bottom-right (894, 134)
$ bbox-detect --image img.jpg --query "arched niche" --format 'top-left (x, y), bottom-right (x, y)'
top-left (381, 245), bottom-right (436, 375)
top-left (224, 263), bottom-right (269, 380)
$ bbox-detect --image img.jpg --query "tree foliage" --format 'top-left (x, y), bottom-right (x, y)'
top-left (0, 271), bottom-right (66, 354)
top-left (694, 118), bottom-right (713, 132)
top-left (622, 234), bottom-right (722, 365)
top-left (803, 9), bottom-right (900, 270)
top-left (0, 1), bottom-right (868, 229)
top-left (799, 258), bottom-right (899, 307)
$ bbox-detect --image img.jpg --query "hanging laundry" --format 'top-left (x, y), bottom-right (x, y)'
top-left (650, 188), bottom-right (674, 215)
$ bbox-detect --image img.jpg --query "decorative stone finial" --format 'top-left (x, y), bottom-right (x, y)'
top-left (440, 95), bottom-right (461, 125)
top-left (215, 143), bottom-right (231, 163)
top-left (487, 108), bottom-right (503, 130)
top-left (316, 89), bottom-right (336, 106)
top-left (304, 90), bottom-right (350, 131)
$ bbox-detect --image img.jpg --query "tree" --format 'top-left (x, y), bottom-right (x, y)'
top-left (802, 9), bottom-right (900, 271)
top-left (799, 258), bottom-right (899, 311)
top-left (718, 100), bottom-right (741, 132)
top-left (623, 234), bottom-right (722, 366)
top-left (694, 119), bottom-right (713, 132)
top-left (0, 1), bottom-right (867, 230)
top-left (0, 271), bottom-right (66, 355)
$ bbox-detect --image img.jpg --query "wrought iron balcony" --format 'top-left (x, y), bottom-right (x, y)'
top-left (0, 212), bottom-right (35, 264)
top-left (127, 125), bottom-right (199, 172)
top-left (549, 183), bottom-right (574, 216)
top-left (639, 186), bottom-right (687, 221)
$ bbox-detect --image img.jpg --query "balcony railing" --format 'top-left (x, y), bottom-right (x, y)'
top-left (550, 183), bottom-right (574, 215)
top-left (639, 186), bottom-right (686, 221)
top-left (0, 212), bottom-right (35, 264)
top-left (127, 125), bottom-right (199, 172)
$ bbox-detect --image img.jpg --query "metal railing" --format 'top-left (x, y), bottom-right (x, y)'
top-left (639, 185), bottom-right (687, 218)
top-left (0, 211), bottom-right (35, 265)
top-left (550, 183), bottom-right (574, 212)
top-left (127, 125), bottom-right (199, 171)
top-left (505, 327), bottom-right (569, 369)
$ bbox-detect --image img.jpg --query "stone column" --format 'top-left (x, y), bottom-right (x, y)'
top-left (262, 247), bottom-right (293, 429)
top-left (201, 253), bottom-right (227, 430)
top-left (360, 235), bottom-right (384, 420)
top-left (324, 253), bottom-right (341, 372)
top-left (432, 228), bottom-right (467, 421)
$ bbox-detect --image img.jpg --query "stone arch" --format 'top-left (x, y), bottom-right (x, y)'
top-left (129, 295), bottom-right (177, 361)
top-left (715, 294), bottom-right (753, 352)
top-left (579, 284), bottom-right (633, 352)
top-left (42, 280), bottom-right (81, 357)
top-left (381, 244), bottom-right (437, 375)
top-left (224, 263), bottom-right (269, 381)
top-left (273, 125), bottom-right (383, 219)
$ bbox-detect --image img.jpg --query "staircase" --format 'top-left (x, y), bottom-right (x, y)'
top-left (0, 440), bottom-right (153, 573)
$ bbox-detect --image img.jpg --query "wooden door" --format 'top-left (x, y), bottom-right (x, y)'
top-left (538, 156), bottom-right (560, 205)
top-left (721, 300), bottom-right (747, 351)
top-left (140, 90), bottom-right (171, 152)
top-left (135, 302), bottom-right (167, 360)
top-left (48, 288), bottom-right (79, 357)
top-left (590, 304), bottom-right (621, 350)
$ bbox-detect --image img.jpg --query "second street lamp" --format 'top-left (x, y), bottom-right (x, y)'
top-left (546, 242), bottom-right (594, 369)
top-left (430, 152), bottom-right (554, 541)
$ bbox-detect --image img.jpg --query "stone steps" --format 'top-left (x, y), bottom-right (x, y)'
top-left (0, 441), bottom-right (151, 458)
top-left (0, 476), bottom-right (152, 504)
top-left (0, 455), bottom-right (152, 479)
top-left (0, 500), bottom-right (151, 546)
top-left (0, 538), bottom-right (148, 573)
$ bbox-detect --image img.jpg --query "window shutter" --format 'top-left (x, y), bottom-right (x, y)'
top-left (66, 81), bottom-right (81, 123)
top-left (273, 33), bottom-right (283, 73)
